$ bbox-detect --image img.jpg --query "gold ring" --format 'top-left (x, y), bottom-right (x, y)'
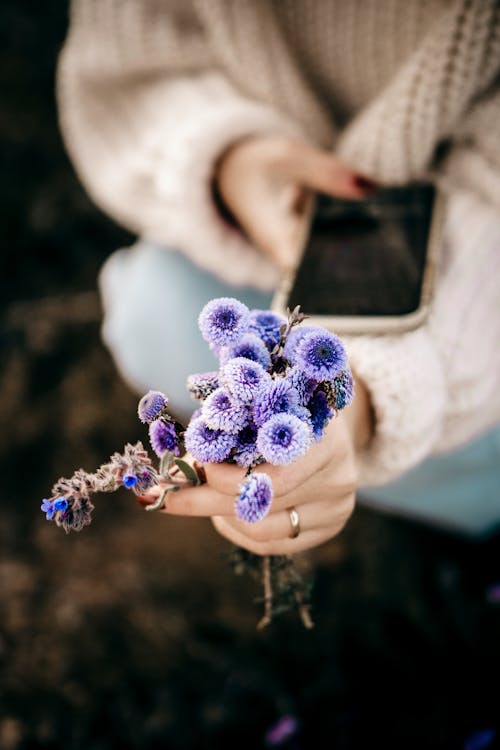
top-left (287, 506), bottom-right (300, 539)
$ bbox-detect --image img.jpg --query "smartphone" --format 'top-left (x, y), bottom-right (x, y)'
top-left (272, 183), bottom-right (445, 334)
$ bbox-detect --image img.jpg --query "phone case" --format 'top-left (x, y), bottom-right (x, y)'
top-left (272, 187), bottom-right (446, 335)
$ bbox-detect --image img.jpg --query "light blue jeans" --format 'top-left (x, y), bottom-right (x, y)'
top-left (99, 241), bottom-right (500, 538)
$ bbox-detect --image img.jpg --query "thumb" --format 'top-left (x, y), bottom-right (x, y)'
top-left (286, 141), bottom-right (377, 200)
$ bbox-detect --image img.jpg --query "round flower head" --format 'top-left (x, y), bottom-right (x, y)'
top-left (186, 371), bottom-right (219, 401)
top-left (257, 413), bottom-right (311, 465)
top-left (248, 309), bottom-right (286, 349)
top-left (201, 387), bottom-right (249, 434)
top-left (220, 333), bottom-right (271, 370)
top-left (138, 390), bottom-right (168, 423)
top-left (307, 390), bottom-right (334, 441)
top-left (233, 422), bottom-right (260, 468)
top-left (149, 419), bottom-right (180, 457)
top-left (253, 378), bottom-right (299, 426)
top-left (184, 416), bottom-right (235, 463)
top-left (198, 297), bottom-right (250, 347)
top-left (235, 472), bottom-right (273, 524)
top-left (282, 325), bottom-right (318, 364)
top-left (221, 357), bottom-right (272, 406)
top-left (332, 368), bottom-right (355, 410)
top-left (285, 366), bottom-right (317, 406)
top-left (295, 330), bottom-right (347, 381)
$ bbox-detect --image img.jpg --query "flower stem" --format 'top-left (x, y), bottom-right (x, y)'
top-left (257, 555), bottom-right (273, 630)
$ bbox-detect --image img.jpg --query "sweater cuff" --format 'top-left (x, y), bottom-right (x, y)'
top-left (344, 328), bottom-right (447, 487)
top-left (134, 79), bottom-right (305, 290)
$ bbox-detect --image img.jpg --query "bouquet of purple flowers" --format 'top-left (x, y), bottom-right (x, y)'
top-left (41, 298), bottom-right (353, 627)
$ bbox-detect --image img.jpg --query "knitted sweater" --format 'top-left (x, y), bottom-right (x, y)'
top-left (57, 0), bottom-right (500, 486)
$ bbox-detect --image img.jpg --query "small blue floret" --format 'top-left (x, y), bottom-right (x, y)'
top-left (123, 473), bottom-right (138, 488)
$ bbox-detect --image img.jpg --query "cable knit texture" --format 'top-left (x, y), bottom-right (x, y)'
top-left (57, 0), bottom-right (500, 485)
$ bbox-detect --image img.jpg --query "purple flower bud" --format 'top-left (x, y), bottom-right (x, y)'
top-left (220, 333), bottom-right (271, 370)
top-left (332, 368), bottom-right (355, 410)
top-left (295, 330), bottom-right (347, 381)
top-left (265, 714), bottom-right (300, 747)
top-left (198, 297), bottom-right (250, 347)
top-left (184, 416), bottom-right (235, 463)
top-left (233, 422), bottom-right (261, 468)
top-left (41, 498), bottom-right (55, 521)
top-left (186, 371), bottom-right (219, 400)
top-left (122, 473), bottom-right (138, 488)
top-left (248, 309), bottom-right (287, 349)
top-left (307, 390), bottom-right (334, 441)
top-left (257, 413), bottom-right (311, 465)
top-left (53, 497), bottom-right (68, 511)
top-left (201, 387), bottom-right (249, 434)
top-left (285, 366), bottom-right (317, 406)
top-left (137, 390), bottom-right (168, 423)
top-left (221, 357), bottom-right (272, 406)
top-left (149, 419), bottom-right (180, 458)
top-left (253, 378), bottom-right (299, 426)
top-left (282, 325), bottom-right (318, 364)
top-left (235, 472), bottom-right (273, 524)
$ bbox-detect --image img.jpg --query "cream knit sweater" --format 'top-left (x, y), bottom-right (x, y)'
top-left (57, 0), bottom-right (500, 486)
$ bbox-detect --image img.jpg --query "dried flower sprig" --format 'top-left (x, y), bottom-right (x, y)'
top-left (41, 298), bottom-right (354, 628)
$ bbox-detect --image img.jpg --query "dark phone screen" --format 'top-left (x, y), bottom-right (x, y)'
top-left (287, 183), bottom-right (435, 316)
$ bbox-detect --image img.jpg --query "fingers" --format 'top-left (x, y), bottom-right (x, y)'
top-left (138, 482), bottom-right (236, 517)
top-left (212, 514), bottom-right (347, 555)
top-left (204, 425), bottom-right (338, 499)
top-left (278, 139), bottom-right (376, 200)
top-left (219, 492), bottom-right (355, 545)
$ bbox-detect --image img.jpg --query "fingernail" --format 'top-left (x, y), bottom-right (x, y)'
top-left (353, 175), bottom-right (379, 193)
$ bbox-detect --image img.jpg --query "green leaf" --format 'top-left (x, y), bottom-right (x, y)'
top-left (174, 458), bottom-right (199, 484)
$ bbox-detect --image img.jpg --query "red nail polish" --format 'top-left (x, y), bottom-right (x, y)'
top-left (353, 175), bottom-right (379, 193)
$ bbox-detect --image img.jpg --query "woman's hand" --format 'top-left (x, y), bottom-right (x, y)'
top-left (138, 377), bottom-right (373, 555)
top-left (214, 134), bottom-right (377, 270)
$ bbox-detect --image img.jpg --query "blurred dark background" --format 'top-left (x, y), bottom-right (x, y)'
top-left (1, 4), bottom-right (499, 749)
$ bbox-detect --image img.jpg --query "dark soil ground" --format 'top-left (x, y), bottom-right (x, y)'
top-left (1, 5), bottom-right (499, 749)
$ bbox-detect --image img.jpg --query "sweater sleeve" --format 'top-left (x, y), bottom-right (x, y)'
top-left (56, 0), bottom-right (305, 290)
top-left (347, 189), bottom-right (500, 488)
top-left (435, 80), bottom-right (500, 212)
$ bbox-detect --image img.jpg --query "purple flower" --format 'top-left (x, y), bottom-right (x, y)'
top-left (295, 330), bottom-right (346, 381)
top-left (220, 333), bottom-right (271, 370)
top-left (201, 387), bottom-right (249, 434)
top-left (248, 309), bottom-right (286, 349)
top-left (233, 422), bottom-right (260, 467)
top-left (56, 496), bottom-right (95, 533)
top-left (285, 366), bottom-right (317, 406)
top-left (186, 371), bottom-right (219, 401)
top-left (307, 390), bottom-right (334, 441)
top-left (235, 472), bottom-right (273, 523)
top-left (41, 497), bottom-right (68, 521)
top-left (198, 297), bottom-right (250, 347)
top-left (282, 325), bottom-right (318, 364)
top-left (184, 416), bottom-right (235, 463)
top-left (137, 390), bottom-right (168, 423)
top-left (149, 419), bottom-right (180, 457)
top-left (135, 468), bottom-right (158, 494)
top-left (265, 715), bottom-right (300, 747)
top-left (257, 413), bottom-right (311, 465)
top-left (221, 357), bottom-right (272, 406)
top-left (253, 378), bottom-right (298, 426)
top-left (332, 368), bottom-right (355, 410)
top-left (122, 473), bottom-right (138, 488)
